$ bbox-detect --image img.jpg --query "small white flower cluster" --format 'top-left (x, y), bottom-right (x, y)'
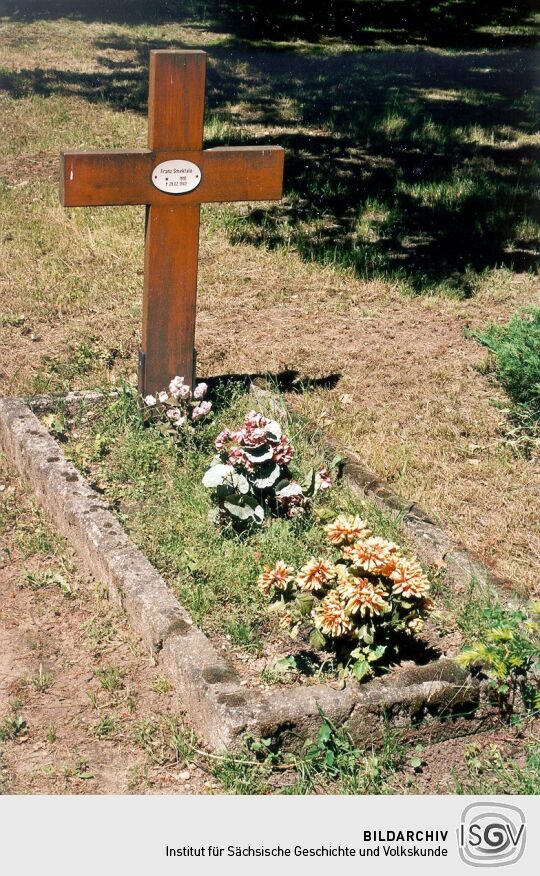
top-left (143, 376), bottom-right (212, 429)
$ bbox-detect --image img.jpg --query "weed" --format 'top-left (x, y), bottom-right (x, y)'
top-left (21, 568), bottom-right (74, 597)
top-left (473, 308), bottom-right (540, 418)
top-left (0, 715), bottom-right (27, 743)
top-left (472, 308), bottom-right (540, 455)
top-left (456, 602), bottom-right (540, 716)
top-left (63, 758), bottom-right (94, 781)
top-left (132, 716), bottom-right (190, 765)
top-left (94, 716), bottom-right (117, 740)
top-left (95, 666), bottom-right (124, 692)
top-left (32, 664), bottom-right (53, 693)
top-left (152, 676), bottom-right (172, 694)
top-left (451, 741), bottom-right (540, 794)
top-left (45, 727), bottom-right (57, 744)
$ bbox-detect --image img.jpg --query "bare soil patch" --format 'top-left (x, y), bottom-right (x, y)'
top-left (0, 459), bottom-right (216, 794)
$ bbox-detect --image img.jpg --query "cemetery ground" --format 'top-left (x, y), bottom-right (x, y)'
top-left (0, 5), bottom-right (539, 792)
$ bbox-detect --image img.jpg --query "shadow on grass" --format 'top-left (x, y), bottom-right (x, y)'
top-left (1, 10), bottom-right (538, 294)
top-left (205, 369), bottom-right (342, 415)
top-left (3, 1), bottom-right (537, 49)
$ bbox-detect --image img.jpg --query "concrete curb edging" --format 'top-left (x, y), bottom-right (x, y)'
top-left (0, 396), bottom-right (490, 752)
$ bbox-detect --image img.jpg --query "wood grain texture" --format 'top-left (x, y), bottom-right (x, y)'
top-left (141, 204), bottom-right (201, 393)
top-left (60, 146), bottom-right (284, 207)
top-left (148, 50), bottom-right (206, 151)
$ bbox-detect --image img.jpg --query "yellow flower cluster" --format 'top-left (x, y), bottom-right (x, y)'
top-left (257, 514), bottom-right (432, 644)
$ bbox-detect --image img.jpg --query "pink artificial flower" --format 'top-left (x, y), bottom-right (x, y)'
top-left (227, 447), bottom-right (253, 472)
top-left (215, 429), bottom-right (231, 451)
top-left (244, 411), bottom-right (269, 430)
top-left (317, 467), bottom-right (332, 490)
top-left (273, 436), bottom-right (294, 465)
top-left (191, 401), bottom-right (212, 421)
top-left (193, 382), bottom-right (208, 400)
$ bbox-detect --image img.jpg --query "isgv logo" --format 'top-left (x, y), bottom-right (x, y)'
top-left (458, 802), bottom-right (526, 867)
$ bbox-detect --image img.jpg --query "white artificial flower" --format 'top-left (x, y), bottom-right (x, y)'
top-left (193, 382), bottom-right (208, 399)
top-left (158, 391), bottom-right (168, 403)
top-left (144, 394), bottom-right (157, 406)
top-left (192, 401), bottom-right (212, 421)
top-left (168, 376), bottom-right (185, 399)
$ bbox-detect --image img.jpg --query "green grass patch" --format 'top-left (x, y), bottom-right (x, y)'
top-left (473, 307), bottom-right (540, 418)
top-left (472, 307), bottom-right (540, 454)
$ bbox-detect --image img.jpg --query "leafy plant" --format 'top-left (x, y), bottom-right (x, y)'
top-left (20, 568), bottom-right (73, 597)
top-left (259, 514), bottom-right (432, 678)
top-left (202, 410), bottom-right (332, 526)
top-left (0, 714), bottom-right (27, 743)
top-left (456, 603), bottom-right (540, 716)
top-left (473, 307), bottom-right (540, 417)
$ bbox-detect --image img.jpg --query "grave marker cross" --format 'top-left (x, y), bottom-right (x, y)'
top-left (60, 50), bottom-right (284, 395)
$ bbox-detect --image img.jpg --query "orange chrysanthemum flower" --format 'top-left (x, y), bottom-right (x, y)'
top-left (257, 561), bottom-right (294, 595)
top-left (343, 536), bottom-right (399, 576)
top-left (338, 578), bottom-right (389, 618)
top-left (296, 558), bottom-right (336, 592)
top-left (390, 559), bottom-right (430, 599)
top-left (324, 514), bottom-right (371, 546)
top-left (313, 590), bottom-right (352, 638)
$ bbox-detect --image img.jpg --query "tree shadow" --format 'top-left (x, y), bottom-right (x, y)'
top-left (1, 15), bottom-right (537, 294)
top-left (3, 1), bottom-right (537, 49)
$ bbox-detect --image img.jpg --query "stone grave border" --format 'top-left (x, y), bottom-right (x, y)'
top-left (0, 392), bottom-right (498, 752)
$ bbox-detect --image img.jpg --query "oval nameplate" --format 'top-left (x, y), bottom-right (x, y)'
top-left (151, 160), bottom-right (202, 194)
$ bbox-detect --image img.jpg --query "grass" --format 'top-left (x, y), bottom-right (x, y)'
top-left (474, 307), bottom-right (540, 414)
top-left (212, 716), bottom-right (409, 795)
top-left (451, 739), bottom-right (540, 795)
top-left (61, 383), bottom-right (407, 656)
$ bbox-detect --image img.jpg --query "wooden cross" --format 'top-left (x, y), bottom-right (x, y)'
top-left (60, 50), bottom-right (284, 395)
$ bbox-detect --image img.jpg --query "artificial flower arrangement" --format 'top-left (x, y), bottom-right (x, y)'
top-left (258, 514), bottom-right (433, 680)
top-left (202, 410), bottom-right (331, 526)
top-left (142, 375), bottom-right (212, 436)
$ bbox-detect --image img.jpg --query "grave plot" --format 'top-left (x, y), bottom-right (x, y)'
top-left (1, 383), bottom-right (528, 753)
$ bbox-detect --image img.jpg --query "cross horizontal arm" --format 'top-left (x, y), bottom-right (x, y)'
top-left (60, 146), bottom-right (284, 207)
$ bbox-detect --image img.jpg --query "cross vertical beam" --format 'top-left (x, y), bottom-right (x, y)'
top-left (60, 49), bottom-right (284, 397)
top-left (141, 50), bottom-right (206, 394)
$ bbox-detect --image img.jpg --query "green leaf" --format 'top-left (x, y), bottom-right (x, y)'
top-left (243, 443), bottom-right (274, 464)
top-left (367, 645), bottom-right (386, 663)
top-left (202, 463), bottom-right (235, 488)
top-left (251, 463), bottom-right (281, 489)
top-left (264, 420), bottom-right (282, 441)
top-left (302, 468), bottom-right (316, 497)
top-left (317, 722), bottom-right (332, 744)
top-left (296, 593), bottom-right (315, 615)
top-left (410, 757), bottom-right (423, 770)
top-left (309, 628), bottom-right (326, 651)
top-left (324, 750), bottom-right (335, 767)
top-left (352, 659), bottom-right (371, 681)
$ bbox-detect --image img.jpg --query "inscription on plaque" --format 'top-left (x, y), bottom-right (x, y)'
top-left (151, 159), bottom-right (202, 194)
